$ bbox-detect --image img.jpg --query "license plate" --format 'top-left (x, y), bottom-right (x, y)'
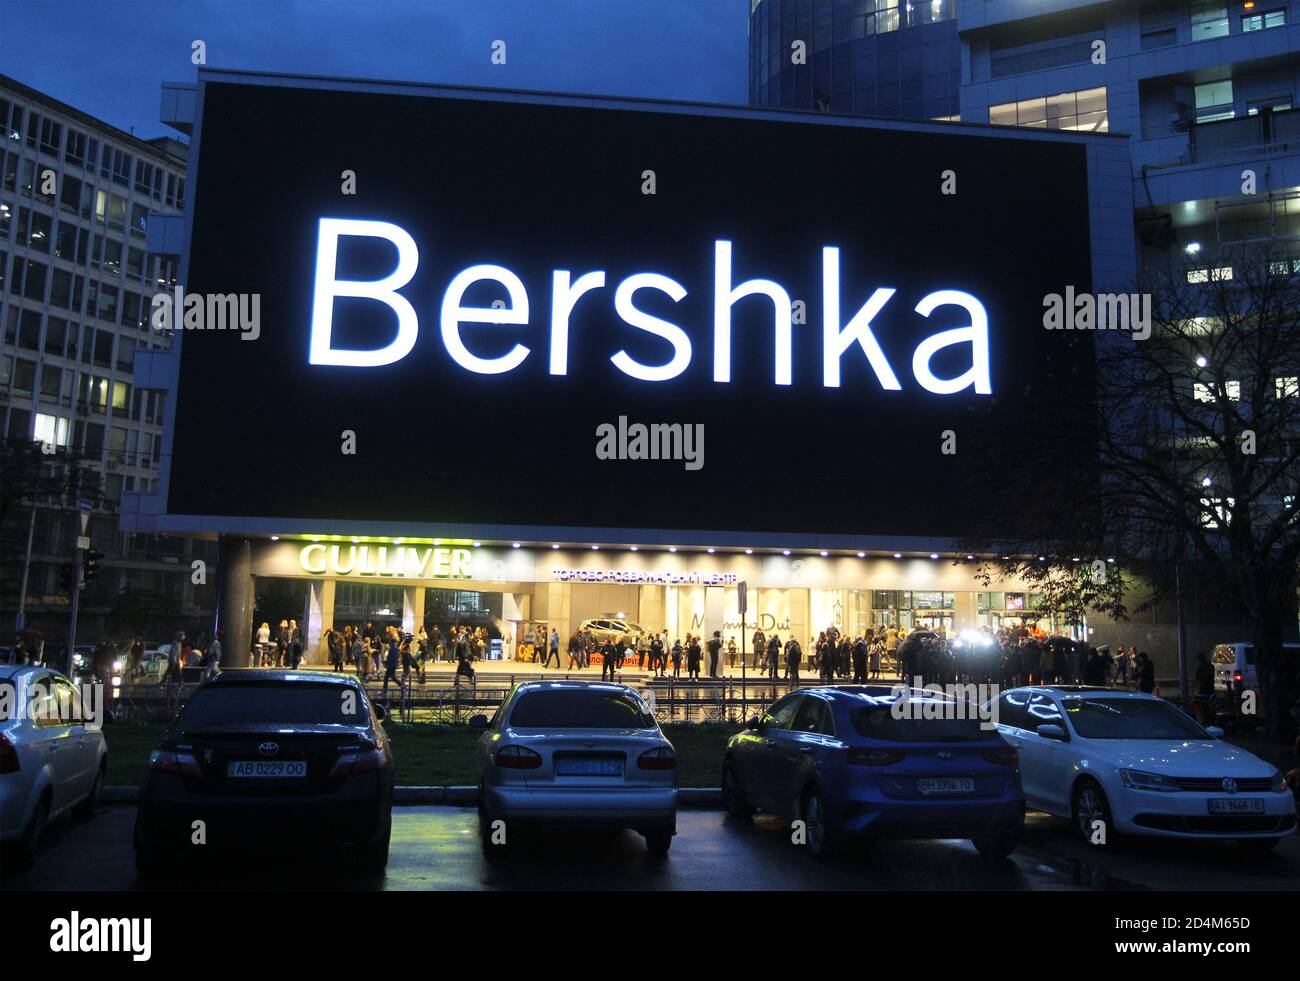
top-left (227, 760), bottom-right (307, 778)
top-left (916, 777), bottom-right (975, 795)
top-left (1207, 798), bottom-right (1264, 814)
top-left (555, 757), bottom-right (622, 777)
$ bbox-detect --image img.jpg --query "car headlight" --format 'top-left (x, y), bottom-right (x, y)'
top-left (1119, 768), bottom-right (1182, 792)
top-left (1270, 770), bottom-right (1289, 794)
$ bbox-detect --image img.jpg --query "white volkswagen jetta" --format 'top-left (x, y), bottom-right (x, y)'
top-left (992, 686), bottom-right (1295, 849)
top-left (0, 664), bottom-right (108, 867)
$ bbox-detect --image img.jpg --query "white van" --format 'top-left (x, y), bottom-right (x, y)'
top-left (1212, 642), bottom-right (1300, 693)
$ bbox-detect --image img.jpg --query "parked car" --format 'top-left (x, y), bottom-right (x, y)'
top-left (472, 680), bottom-right (677, 854)
top-left (578, 617), bottom-right (647, 645)
top-left (721, 685), bottom-right (1024, 859)
top-left (133, 669), bottom-right (394, 879)
top-left (992, 686), bottom-right (1296, 848)
top-left (1212, 642), bottom-right (1300, 694)
top-left (0, 664), bottom-right (108, 868)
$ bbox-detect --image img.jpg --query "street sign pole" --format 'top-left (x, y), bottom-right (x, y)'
top-left (738, 580), bottom-right (748, 691)
top-left (65, 502), bottom-right (92, 675)
top-left (14, 506), bottom-right (36, 633)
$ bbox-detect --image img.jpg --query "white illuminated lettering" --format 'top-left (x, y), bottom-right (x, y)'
top-left (712, 240), bottom-right (793, 385)
top-left (822, 247), bottom-right (900, 390)
top-left (610, 273), bottom-right (691, 382)
top-left (309, 218), bottom-right (420, 367)
top-left (300, 543), bottom-right (328, 574)
top-left (549, 270), bottom-right (606, 375)
top-left (912, 290), bottom-right (992, 395)
top-left (440, 264), bottom-right (531, 374)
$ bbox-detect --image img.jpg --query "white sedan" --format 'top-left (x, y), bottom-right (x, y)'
top-left (992, 686), bottom-right (1295, 849)
top-left (0, 664), bottom-right (108, 867)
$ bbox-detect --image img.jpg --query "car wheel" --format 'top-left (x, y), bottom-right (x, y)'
top-left (1236, 837), bottom-right (1280, 853)
top-left (721, 759), bottom-right (753, 817)
top-left (972, 827), bottom-right (1020, 861)
top-left (356, 821), bottom-right (391, 878)
top-left (133, 826), bottom-right (168, 883)
top-left (75, 762), bottom-right (105, 820)
top-left (14, 794), bottom-right (50, 870)
top-left (1072, 779), bottom-right (1114, 847)
top-left (643, 830), bottom-right (672, 856)
top-left (802, 787), bottom-right (839, 858)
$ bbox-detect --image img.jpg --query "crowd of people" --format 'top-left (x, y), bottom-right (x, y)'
top-left (316, 622), bottom-right (489, 695)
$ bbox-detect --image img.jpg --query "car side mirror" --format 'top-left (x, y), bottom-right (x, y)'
top-left (1036, 723), bottom-right (1068, 741)
top-left (747, 716), bottom-right (761, 731)
top-left (373, 703), bottom-right (387, 722)
top-left (468, 714), bottom-right (489, 729)
top-left (1206, 725), bottom-right (1224, 739)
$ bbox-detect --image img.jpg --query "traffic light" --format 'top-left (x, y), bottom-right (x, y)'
top-left (83, 550), bottom-right (103, 584)
top-left (57, 563), bottom-right (75, 594)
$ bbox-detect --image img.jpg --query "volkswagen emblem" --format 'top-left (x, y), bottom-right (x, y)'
top-left (258, 741), bottom-right (279, 757)
top-left (936, 750), bottom-right (953, 760)
top-left (1222, 777), bottom-right (1238, 794)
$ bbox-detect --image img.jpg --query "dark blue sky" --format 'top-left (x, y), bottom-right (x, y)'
top-left (5, 0), bottom-right (749, 142)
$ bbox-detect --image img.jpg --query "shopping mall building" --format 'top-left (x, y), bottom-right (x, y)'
top-left (112, 67), bottom-right (1241, 670)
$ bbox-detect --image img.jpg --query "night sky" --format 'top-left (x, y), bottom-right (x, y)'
top-left (3, 0), bottom-right (749, 142)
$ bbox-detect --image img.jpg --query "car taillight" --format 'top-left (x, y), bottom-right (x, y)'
top-left (148, 749), bottom-right (203, 779)
top-left (330, 747), bottom-right (385, 778)
top-left (0, 733), bottom-right (19, 774)
top-left (983, 747), bottom-right (1019, 766)
top-left (844, 747), bottom-right (905, 766)
top-left (494, 745), bottom-right (542, 769)
top-left (637, 747), bottom-right (677, 770)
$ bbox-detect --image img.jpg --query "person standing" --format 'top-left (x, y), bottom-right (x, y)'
top-left (546, 628), bottom-right (561, 669)
top-left (852, 635), bottom-right (868, 682)
top-left (1135, 651), bottom-right (1156, 694)
top-left (601, 638), bottom-right (619, 681)
top-left (706, 631), bottom-right (722, 678)
top-left (567, 630), bottom-right (582, 670)
top-left (670, 639), bottom-right (683, 678)
top-left (726, 636), bottom-right (737, 670)
top-left (786, 636), bottom-right (802, 683)
top-left (687, 635), bottom-right (702, 680)
top-left (752, 629), bottom-right (765, 670)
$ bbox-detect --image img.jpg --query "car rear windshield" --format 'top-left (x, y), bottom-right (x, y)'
top-left (1061, 697), bottom-right (1206, 739)
top-left (510, 690), bottom-right (654, 729)
top-left (175, 683), bottom-right (368, 728)
top-left (852, 704), bottom-right (987, 742)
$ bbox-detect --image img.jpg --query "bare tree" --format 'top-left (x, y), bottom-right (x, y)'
top-left (962, 243), bottom-right (1300, 740)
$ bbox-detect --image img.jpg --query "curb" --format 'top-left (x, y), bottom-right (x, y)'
top-left (104, 785), bottom-right (722, 807)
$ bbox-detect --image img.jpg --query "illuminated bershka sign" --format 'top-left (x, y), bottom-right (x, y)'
top-left (168, 77), bottom-right (1096, 538)
top-left (309, 221), bottom-right (992, 396)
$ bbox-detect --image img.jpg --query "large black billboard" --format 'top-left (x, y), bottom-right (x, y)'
top-left (168, 79), bottom-right (1095, 538)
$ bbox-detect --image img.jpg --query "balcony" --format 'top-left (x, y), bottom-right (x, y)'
top-left (1191, 109), bottom-right (1300, 164)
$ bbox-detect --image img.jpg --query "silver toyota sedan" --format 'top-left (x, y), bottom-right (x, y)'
top-left (471, 680), bottom-right (677, 854)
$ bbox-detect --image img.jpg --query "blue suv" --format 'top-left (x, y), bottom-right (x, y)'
top-left (721, 686), bottom-right (1025, 859)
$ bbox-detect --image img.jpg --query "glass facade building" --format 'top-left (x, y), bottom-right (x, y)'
top-left (748, 0), bottom-right (960, 119)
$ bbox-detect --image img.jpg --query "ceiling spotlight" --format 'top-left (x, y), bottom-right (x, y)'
top-left (1195, 355), bottom-right (1208, 368)
top-left (782, 549), bottom-right (791, 555)
top-left (270, 535), bottom-right (279, 541)
top-left (707, 547), bottom-right (716, 553)
top-left (856, 551), bottom-right (865, 557)
top-left (511, 542), bottom-right (520, 548)
top-left (669, 546), bottom-right (678, 553)
top-left (893, 553), bottom-right (902, 559)
top-left (965, 554), bottom-right (974, 560)
top-left (929, 553), bottom-right (939, 559)
top-left (472, 541), bottom-right (481, 547)
top-left (591, 545), bottom-right (600, 550)
top-left (551, 543), bottom-right (560, 549)
top-left (393, 538), bottom-right (403, 545)
top-left (630, 545), bottom-right (638, 551)
top-left (819, 550), bottom-right (828, 556)
top-left (1185, 241), bottom-right (1201, 255)
top-left (744, 548), bottom-right (753, 554)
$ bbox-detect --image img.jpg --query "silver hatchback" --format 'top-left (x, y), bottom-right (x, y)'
top-left (472, 681), bottom-right (677, 854)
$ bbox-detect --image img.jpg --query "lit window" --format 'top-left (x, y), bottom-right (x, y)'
top-left (1225, 380), bottom-right (1241, 400)
top-left (1186, 266), bottom-right (1233, 283)
top-left (988, 87), bottom-right (1107, 132)
top-left (33, 412), bottom-right (70, 447)
top-left (1194, 382), bottom-right (1215, 402)
top-left (1276, 376), bottom-right (1300, 398)
top-left (1194, 79), bottom-right (1234, 122)
top-left (1242, 8), bottom-right (1285, 31)
top-left (1190, 2), bottom-right (1230, 41)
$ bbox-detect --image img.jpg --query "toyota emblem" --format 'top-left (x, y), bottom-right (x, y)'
top-left (259, 741), bottom-right (279, 757)
top-left (1222, 777), bottom-right (1238, 794)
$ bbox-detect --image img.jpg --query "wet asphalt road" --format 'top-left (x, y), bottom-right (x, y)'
top-left (4, 805), bottom-right (1298, 891)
